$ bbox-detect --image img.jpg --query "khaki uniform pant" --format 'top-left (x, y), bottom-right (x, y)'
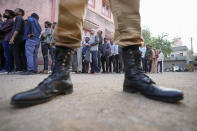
top-left (53, 0), bottom-right (143, 49)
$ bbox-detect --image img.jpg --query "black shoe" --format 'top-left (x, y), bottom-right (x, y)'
top-left (11, 46), bottom-right (74, 107)
top-left (122, 46), bottom-right (183, 103)
top-left (21, 70), bottom-right (36, 75)
top-left (0, 69), bottom-right (8, 75)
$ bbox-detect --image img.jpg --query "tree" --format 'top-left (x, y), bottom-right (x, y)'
top-left (150, 34), bottom-right (173, 58)
top-left (188, 49), bottom-right (194, 59)
top-left (142, 27), bottom-right (152, 45)
top-left (142, 28), bottom-right (173, 58)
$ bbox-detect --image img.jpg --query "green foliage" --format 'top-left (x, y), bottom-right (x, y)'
top-left (186, 64), bottom-right (195, 72)
top-left (142, 27), bottom-right (152, 44)
top-left (142, 28), bottom-right (173, 58)
top-left (188, 49), bottom-right (194, 59)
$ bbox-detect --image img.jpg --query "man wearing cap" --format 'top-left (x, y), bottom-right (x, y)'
top-left (11, 0), bottom-right (184, 107)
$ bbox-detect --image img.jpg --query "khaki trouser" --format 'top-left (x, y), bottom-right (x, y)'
top-left (53, 0), bottom-right (143, 49)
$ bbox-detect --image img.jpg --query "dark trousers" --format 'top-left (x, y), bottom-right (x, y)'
top-left (2, 41), bottom-right (14, 71)
top-left (157, 61), bottom-right (162, 73)
top-left (119, 53), bottom-right (124, 73)
top-left (101, 55), bottom-right (109, 73)
top-left (41, 44), bottom-right (55, 71)
top-left (13, 42), bottom-right (26, 71)
top-left (145, 59), bottom-right (152, 73)
top-left (82, 55), bottom-right (89, 73)
top-left (115, 54), bottom-right (119, 73)
top-left (97, 50), bottom-right (101, 72)
top-left (50, 47), bottom-right (56, 71)
top-left (109, 55), bottom-right (116, 73)
top-left (141, 58), bottom-right (145, 71)
top-left (72, 51), bottom-right (77, 72)
top-left (90, 51), bottom-right (99, 73)
top-left (0, 42), bottom-right (5, 70)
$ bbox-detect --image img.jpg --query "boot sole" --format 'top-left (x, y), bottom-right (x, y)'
top-left (123, 87), bottom-right (184, 103)
top-left (143, 94), bottom-right (184, 103)
top-left (11, 88), bottom-right (73, 107)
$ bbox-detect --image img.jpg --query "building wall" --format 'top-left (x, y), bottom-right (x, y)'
top-left (0, 0), bottom-right (54, 67)
top-left (0, 0), bottom-right (115, 39)
top-left (172, 37), bottom-right (183, 47)
top-left (85, 0), bottom-right (114, 39)
top-left (88, 0), bottom-right (113, 23)
top-left (164, 60), bottom-right (187, 71)
top-left (0, 0), bottom-right (53, 28)
top-left (54, 0), bottom-right (115, 39)
top-left (0, 0), bottom-right (115, 67)
top-left (164, 46), bottom-right (190, 71)
top-left (171, 50), bottom-right (188, 57)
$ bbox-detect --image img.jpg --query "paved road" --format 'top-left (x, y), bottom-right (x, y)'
top-left (0, 72), bottom-right (197, 131)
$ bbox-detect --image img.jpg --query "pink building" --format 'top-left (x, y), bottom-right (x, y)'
top-left (0, 0), bottom-right (56, 28)
top-left (54, 0), bottom-right (115, 39)
top-left (0, 0), bottom-right (114, 67)
top-left (83, 0), bottom-right (115, 39)
top-left (0, 0), bottom-right (114, 39)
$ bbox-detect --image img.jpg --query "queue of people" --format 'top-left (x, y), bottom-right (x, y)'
top-left (0, 9), bottom-right (56, 75)
top-left (140, 44), bottom-right (164, 73)
top-left (73, 29), bottom-right (124, 74)
top-left (0, 9), bottom-right (163, 75)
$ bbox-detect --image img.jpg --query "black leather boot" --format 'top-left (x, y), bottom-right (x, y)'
top-left (123, 45), bottom-right (183, 103)
top-left (11, 46), bottom-right (74, 107)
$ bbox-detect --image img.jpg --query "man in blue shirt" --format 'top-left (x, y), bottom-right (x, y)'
top-left (82, 37), bottom-right (91, 73)
top-left (0, 13), bottom-right (4, 71)
top-left (23, 13), bottom-right (41, 75)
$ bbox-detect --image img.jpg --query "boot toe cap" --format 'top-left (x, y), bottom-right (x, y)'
top-left (148, 85), bottom-right (184, 102)
top-left (11, 93), bottom-right (24, 106)
top-left (158, 86), bottom-right (184, 98)
top-left (10, 89), bottom-right (45, 106)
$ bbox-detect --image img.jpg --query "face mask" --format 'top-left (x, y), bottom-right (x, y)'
top-left (14, 12), bottom-right (18, 16)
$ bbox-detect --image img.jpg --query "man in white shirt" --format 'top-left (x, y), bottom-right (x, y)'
top-left (157, 51), bottom-right (164, 73)
top-left (139, 43), bottom-right (146, 72)
top-left (89, 29), bottom-right (99, 73)
top-left (109, 40), bottom-right (117, 73)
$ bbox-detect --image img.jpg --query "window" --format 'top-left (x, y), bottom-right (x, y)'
top-left (88, 0), bottom-right (95, 8)
top-left (102, 0), bottom-right (111, 18)
top-left (171, 54), bottom-right (174, 57)
top-left (179, 53), bottom-right (183, 56)
top-left (83, 29), bottom-right (91, 37)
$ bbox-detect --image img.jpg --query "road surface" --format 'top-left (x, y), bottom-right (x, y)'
top-left (0, 72), bottom-right (197, 131)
